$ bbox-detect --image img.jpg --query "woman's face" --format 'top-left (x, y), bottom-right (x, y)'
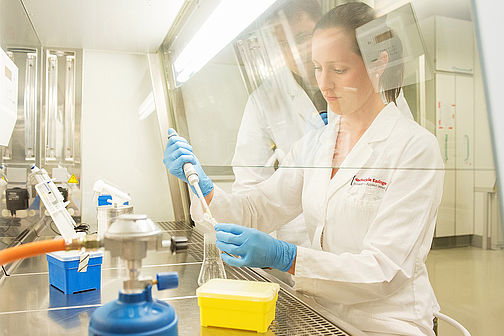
top-left (312, 27), bottom-right (377, 115)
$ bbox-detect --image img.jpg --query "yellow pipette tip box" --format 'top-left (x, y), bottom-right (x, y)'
top-left (196, 279), bottom-right (280, 333)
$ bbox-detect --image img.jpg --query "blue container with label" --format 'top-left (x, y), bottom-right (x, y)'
top-left (47, 250), bottom-right (103, 294)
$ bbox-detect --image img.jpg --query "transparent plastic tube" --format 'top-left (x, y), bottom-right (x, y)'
top-left (24, 53), bottom-right (37, 160)
top-left (64, 56), bottom-right (75, 161)
top-left (45, 54), bottom-right (58, 161)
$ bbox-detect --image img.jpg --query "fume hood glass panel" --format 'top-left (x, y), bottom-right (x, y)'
top-left (166, 0), bottom-right (500, 333)
top-left (166, 1), bottom-right (433, 174)
top-left (165, 0), bottom-right (500, 241)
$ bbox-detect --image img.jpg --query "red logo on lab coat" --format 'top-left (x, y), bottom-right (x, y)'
top-left (351, 176), bottom-right (388, 189)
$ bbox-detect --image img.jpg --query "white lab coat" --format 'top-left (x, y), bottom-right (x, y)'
top-left (192, 103), bottom-right (443, 335)
top-left (232, 69), bottom-right (414, 248)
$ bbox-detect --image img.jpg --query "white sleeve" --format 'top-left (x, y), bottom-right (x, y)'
top-left (294, 132), bottom-right (444, 305)
top-left (192, 150), bottom-right (305, 234)
top-left (232, 94), bottom-right (276, 194)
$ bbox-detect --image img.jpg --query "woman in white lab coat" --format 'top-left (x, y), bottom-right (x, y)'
top-left (164, 3), bottom-right (443, 335)
top-left (232, 0), bottom-right (414, 250)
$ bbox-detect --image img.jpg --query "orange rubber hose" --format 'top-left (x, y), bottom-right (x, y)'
top-left (0, 239), bottom-right (66, 266)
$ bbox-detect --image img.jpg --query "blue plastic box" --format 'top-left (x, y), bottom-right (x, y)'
top-left (47, 250), bottom-right (103, 294)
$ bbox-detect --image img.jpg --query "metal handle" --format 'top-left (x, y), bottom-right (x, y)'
top-left (464, 134), bottom-right (470, 162)
top-left (444, 134), bottom-right (448, 162)
top-left (452, 65), bottom-right (473, 73)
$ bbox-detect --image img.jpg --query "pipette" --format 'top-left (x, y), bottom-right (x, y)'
top-left (182, 163), bottom-right (217, 227)
top-left (31, 165), bottom-right (77, 240)
top-left (167, 131), bottom-right (217, 226)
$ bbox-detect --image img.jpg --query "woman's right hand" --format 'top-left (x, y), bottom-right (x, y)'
top-left (163, 128), bottom-right (214, 197)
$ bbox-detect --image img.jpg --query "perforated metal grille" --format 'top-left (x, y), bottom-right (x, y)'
top-left (160, 221), bottom-right (351, 336)
top-left (157, 220), bottom-right (192, 231)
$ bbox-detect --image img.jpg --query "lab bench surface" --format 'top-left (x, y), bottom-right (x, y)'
top-left (0, 221), bottom-right (364, 336)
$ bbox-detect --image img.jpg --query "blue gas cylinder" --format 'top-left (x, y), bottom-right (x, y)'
top-left (88, 284), bottom-right (178, 336)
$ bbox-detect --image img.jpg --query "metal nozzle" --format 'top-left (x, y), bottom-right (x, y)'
top-left (65, 235), bottom-right (102, 251)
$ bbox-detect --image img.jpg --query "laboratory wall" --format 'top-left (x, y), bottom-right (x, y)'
top-left (80, 50), bottom-right (174, 226)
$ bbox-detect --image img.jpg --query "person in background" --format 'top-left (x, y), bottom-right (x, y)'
top-left (231, 0), bottom-right (325, 249)
top-left (164, 3), bottom-right (442, 335)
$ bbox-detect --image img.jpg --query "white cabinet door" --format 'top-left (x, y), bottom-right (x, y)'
top-left (435, 74), bottom-right (456, 237)
top-left (436, 17), bottom-right (474, 74)
top-left (455, 76), bottom-right (474, 235)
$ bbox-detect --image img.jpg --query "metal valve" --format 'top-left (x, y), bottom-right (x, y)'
top-left (102, 214), bottom-right (187, 293)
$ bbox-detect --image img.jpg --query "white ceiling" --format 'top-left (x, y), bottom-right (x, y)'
top-left (21, 0), bottom-right (185, 53)
top-left (376, 0), bottom-right (472, 21)
top-left (19, 0), bottom-right (473, 53)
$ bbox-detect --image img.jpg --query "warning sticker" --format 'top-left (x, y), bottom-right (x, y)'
top-left (68, 174), bottom-right (79, 184)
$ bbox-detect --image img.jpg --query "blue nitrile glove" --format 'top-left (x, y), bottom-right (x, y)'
top-left (319, 111), bottom-right (328, 125)
top-left (215, 223), bottom-right (297, 272)
top-left (163, 128), bottom-right (214, 197)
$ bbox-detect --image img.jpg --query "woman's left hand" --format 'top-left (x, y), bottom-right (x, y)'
top-left (215, 223), bottom-right (296, 272)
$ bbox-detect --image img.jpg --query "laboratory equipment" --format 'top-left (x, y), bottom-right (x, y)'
top-left (64, 55), bottom-right (75, 161)
top-left (24, 52), bottom-right (37, 160)
top-left (182, 162), bottom-right (217, 225)
top-left (182, 162), bottom-right (227, 285)
top-left (0, 235), bottom-right (99, 267)
top-left (0, 213), bottom-right (188, 335)
top-left (198, 233), bottom-right (227, 286)
top-left (3, 166), bottom-right (30, 218)
top-left (93, 179), bottom-right (133, 238)
top-left (31, 165), bottom-right (77, 240)
top-left (166, 130), bottom-right (227, 284)
top-left (5, 187), bottom-right (29, 216)
top-left (89, 214), bottom-right (187, 336)
top-left (197, 278), bottom-right (280, 333)
top-left (30, 165), bottom-right (89, 290)
top-left (51, 168), bottom-right (71, 204)
top-left (44, 50), bottom-right (79, 163)
top-left (57, 187), bottom-right (68, 202)
top-left (45, 53), bottom-right (58, 160)
top-left (47, 249), bottom-right (103, 294)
